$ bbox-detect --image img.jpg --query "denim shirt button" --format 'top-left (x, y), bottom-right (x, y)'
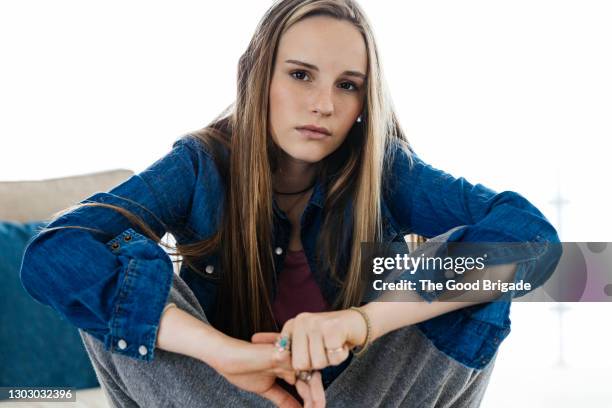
top-left (205, 265), bottom-right (214, 274)
top-left (117, 339), bottom-right (127, 350)
top-left (138, 345), bottom-right (148, 356)
top-left (124, 234), bottom-right (132, 242)
top-left (111, 242), bottom-right (120, 250)
top-left (275, 247), bottom-right (283, 255)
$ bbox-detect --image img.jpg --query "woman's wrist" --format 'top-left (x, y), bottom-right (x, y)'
top-left (342, 307), bottom-right (368, 349)
top-left (347, 306), bottom-right (372, 355)
top-left (195, 325), bottom-right (233, 370)
top-left (155, 304), bottom-right (229, 370)
top-left (358, 302), bottom-right (388, 343)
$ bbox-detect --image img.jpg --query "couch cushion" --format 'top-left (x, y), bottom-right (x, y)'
top-left (0, 170), bottom-right (133, 222)
top-left (0, 221), bottom-right (100, 393)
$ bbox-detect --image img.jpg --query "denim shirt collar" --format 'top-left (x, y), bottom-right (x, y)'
top-left (306, 176), bottom-right (400, 237)
top-left (272, 176), bottom-right (326, 221)
top-left (310, 176), bottom-right (326, 208)
top-left (306, 177), bottom-right (399, 239)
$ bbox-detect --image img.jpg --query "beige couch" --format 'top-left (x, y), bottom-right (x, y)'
top-left (0, 169), bottom-right (134, 408)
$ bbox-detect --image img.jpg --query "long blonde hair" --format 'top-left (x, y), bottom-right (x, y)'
top-left (43, 0), bottom-right (419, 340)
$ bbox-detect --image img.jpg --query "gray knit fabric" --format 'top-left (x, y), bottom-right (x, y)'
top-left (80, 273), bottom-right (495, 407)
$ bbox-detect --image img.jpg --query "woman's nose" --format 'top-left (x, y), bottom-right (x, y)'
top-left (310, 87), bottom-right (334, 116)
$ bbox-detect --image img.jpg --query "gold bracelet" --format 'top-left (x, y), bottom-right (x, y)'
top-left (349, 306), bottom-right (371, 356)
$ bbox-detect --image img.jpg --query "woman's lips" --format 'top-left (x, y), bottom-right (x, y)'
top-left (296, 128), bottom-right (330, 140)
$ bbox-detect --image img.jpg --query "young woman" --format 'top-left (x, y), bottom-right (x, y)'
top-left (20, 0), bottom-right (560, 407)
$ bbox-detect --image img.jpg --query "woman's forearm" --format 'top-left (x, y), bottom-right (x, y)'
top-left (361, 262), bottom-right (518, 342)
top-left (155, 305), bottom-right (228, 370)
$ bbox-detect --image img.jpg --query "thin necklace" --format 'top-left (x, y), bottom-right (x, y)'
top-left (273, 181), bottom-right (316, 219)
top-left (273, 180), bottom-right (316, 195)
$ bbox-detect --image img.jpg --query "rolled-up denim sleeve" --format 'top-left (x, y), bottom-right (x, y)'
top-left (386, 144), bottom-right (562, 302)
top-left (19, 136), bottom-right (201, 362)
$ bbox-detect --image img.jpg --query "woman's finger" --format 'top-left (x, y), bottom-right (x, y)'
top-left (272, 349), bottom-right (296, 383)
top-left (291, 320), bottom-right (310, 371)
top-left (231, 342), bottom-right (293, 376)
top-left (307, 332), bottom-right (329, 370)
top-left (260, 383), bottom-right (302, 408)
top-left (278, 368), bottom-right (297, 386)
top-left (252, 330), bottom-right (296, 376)
top-left (247, 332), bottom-right (296, 381)
top-left (279, 319), bottom-right (294, 346)
top-left (295, 378), bottom-right (312, 408)
top-left (229, 342), bottom-right (280, 373)
top-left (308, 371), bottom-right (326, 408)
top-left (321, 323), bottom-right (350, 366)
top-left (323, 343), bottom-right (350, 366)
top-left (251, 332), bottom-right (280, 344)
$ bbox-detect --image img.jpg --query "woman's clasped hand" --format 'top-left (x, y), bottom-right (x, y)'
top-left (213, 309), bottom-right (368, 408)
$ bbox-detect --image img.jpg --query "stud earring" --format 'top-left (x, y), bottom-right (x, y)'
top-left (356, 115), bottom-right (362, 123)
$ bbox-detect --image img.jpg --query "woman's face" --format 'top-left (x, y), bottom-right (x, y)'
top-left (268, 16), bottom-right (367, 164)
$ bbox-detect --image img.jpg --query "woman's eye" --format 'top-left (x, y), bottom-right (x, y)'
top-left (339, 81), bottom-right (359, 92)
top-left (290, 70), bottom-right (310, 81)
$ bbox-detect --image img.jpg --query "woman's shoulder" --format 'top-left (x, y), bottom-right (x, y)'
top-left (172, 133), bottom-right (226, 160)
top-left (171, 132), bottom-right (230, 178)
top-left (384, 138), bottom-right (421, 183)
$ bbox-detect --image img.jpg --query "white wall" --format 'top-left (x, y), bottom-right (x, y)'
top-left (1, 1), bottom-right (610, 406)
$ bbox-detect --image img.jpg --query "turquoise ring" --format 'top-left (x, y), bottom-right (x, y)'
top-left (275, 335), bottom-right (291, 352)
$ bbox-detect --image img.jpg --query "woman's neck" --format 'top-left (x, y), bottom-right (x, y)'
top-left (272, 154), bottom-right (319, 194)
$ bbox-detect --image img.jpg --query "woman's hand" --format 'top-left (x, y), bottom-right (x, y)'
top-left (252, 333), bottom-right (326, 408)
top-left (280, 309), bottom-right (367, 372)
top-left (211, 335), bottom-right (300, 407)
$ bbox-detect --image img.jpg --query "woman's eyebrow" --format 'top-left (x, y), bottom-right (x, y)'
top-left (285, 59), bottom-right (367, 79)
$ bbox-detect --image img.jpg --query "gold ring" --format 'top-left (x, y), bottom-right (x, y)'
top-left (296, 370), bottom-right (313, 383)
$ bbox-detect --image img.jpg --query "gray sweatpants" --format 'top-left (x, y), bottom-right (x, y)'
top-left (79, 273), bottom-right (496, 407)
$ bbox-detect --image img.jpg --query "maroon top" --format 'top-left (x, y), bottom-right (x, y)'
top-left (272, 249), bottom-right (329, 328)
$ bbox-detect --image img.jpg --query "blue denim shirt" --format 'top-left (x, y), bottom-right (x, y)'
top-left (19, 134), bottom-right (560, 386)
